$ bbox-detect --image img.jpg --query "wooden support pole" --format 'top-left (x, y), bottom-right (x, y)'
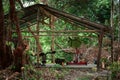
top-left (118, 0), bottom-right (120, 43)
top-left (36, 8), bottom-right (42, 66)
top-left (110, 0), bottom-right (114, 62)
top-left (97, 32), bottom-right (104, 71)
top-left (50, 15), bottom-right (55, 63)
top-left (36, 9), bottom-right (40, 79)
top-left (111, 35), bottom-right (114, 62)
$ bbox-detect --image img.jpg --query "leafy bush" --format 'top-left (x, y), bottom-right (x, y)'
top-left (110, 62), bottom-right (120, 79)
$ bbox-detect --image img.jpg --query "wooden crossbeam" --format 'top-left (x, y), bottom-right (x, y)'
top-left (23, 35), bottom-right (97, 38)
top-left (13, 30), bottom-right (99, 33)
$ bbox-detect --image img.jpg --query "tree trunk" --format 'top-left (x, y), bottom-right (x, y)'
top-left (0, 0), bottom-right (13, 69)
top-left (9, 0), bottom-right (24, 72)
top-left (0, 0), bottom-right (6, 69)
top-left (9, 0), bottom-right (22, 44)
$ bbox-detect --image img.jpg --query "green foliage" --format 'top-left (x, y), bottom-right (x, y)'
top-left (95, 0), bottom-right (111, 24)
top-left (17, 10), bottom-right (25, 19)
top-left (3, 0), bottom-right (9, 14)
top-left (110, 62), bottom-right (120, 78)
top-left (10, 65), bottom-right (16, 71)
top-left (22, 64), bottom-right (43, 80)
top-left (100, 57), bottom-right (108, 62)
top-left (68, 37), bottom-right (81, 48)
top-left (48, 0), bottom-right (110, 24)
top-left (80, 38), bottom-right (91, 44)
top-left (64, 53), bottom-right (73, 62)
top-left (110, 62), bottom-right (120, 72)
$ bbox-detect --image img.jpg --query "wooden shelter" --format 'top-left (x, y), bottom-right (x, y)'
top-left (5, 4), bottom-right (112, 70)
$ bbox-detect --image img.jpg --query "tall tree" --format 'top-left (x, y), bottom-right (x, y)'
top-left (0, 0), bottom-right (6, 69)
top-left (0, 0), bottom-right (13, 69)
top-left (9, 0), bottom-right (25, 72)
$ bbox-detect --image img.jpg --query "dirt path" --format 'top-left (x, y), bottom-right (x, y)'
top-left (64, 69), bottom-right (94, 80)
top-left (0, 66), bottom-right (110, 80)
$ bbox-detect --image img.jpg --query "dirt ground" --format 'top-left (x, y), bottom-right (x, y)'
top-left (0, 66), bottom-right (111, 80)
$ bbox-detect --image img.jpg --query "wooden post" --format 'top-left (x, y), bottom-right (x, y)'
top-left (36, 9), bottom-right (40, 80)
top-left (36, 8), bottom-right (40, 65)
top-left (111, 35), bottom-right (114, 62)
top-left (118, 0), bottom-right (120, 43)
top-left (110, 0), bottom-right (114, 62)
top-left (50, 15), bottom-right (55, 63)
top-left (97, 32), bottom-right (104, 71)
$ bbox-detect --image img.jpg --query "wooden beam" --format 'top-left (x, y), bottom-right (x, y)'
top-left (23, 35), bottom-right (97, 38)
top-left (13, 30), bottom-right (99, 33)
